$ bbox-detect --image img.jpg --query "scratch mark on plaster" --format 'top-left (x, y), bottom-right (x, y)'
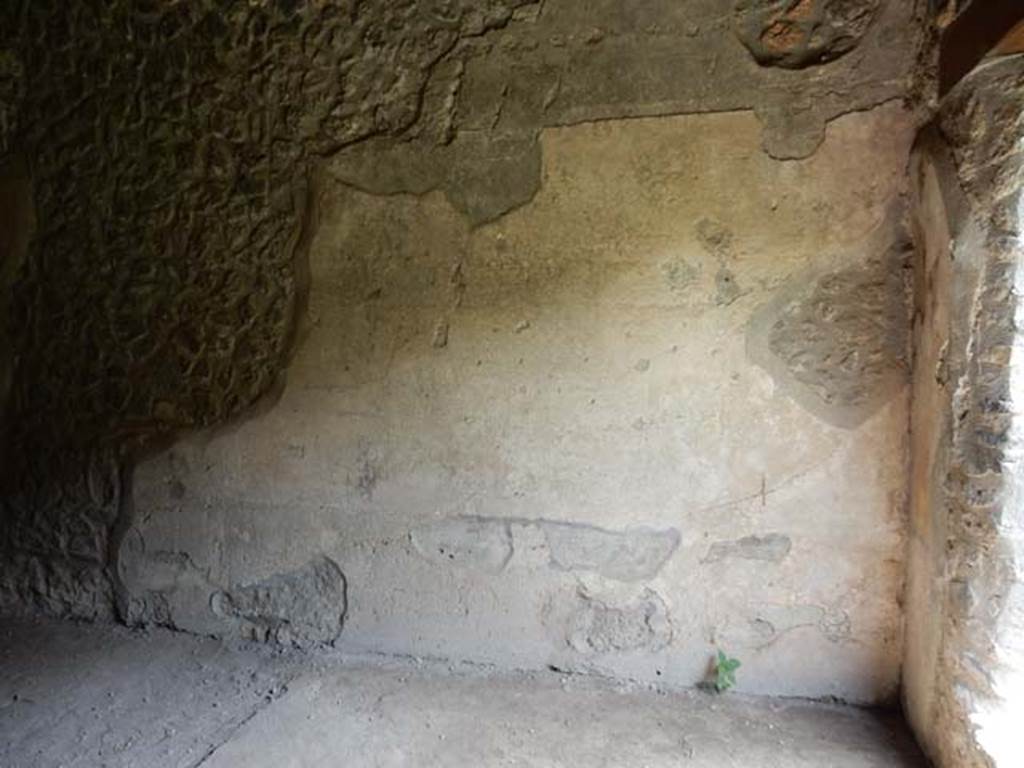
top-left (693, 463), bottom-right (824, 515)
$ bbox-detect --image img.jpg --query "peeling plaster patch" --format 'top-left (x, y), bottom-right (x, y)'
top-left (756, 603), bottom-right (853, 643)
top-left (120, 527), bottom-right (347, 649)
top-left (328, 131), bottom-right (542, 226)
top-left (411, 518), bottom-right (514, 574)
top-left (567, 587), bottom-right (673, 654)
top-left (747, 210), bottom-right (911, 428)
top-left (541, 522), bottom-right (680, 582)
top-left (661, 256), bottom-right (699, 291)
top-left (748, 617), bottom-right (776, 644)
top-left (764, 255), bottom-right (907, 410)
top-left (704, 533), bottom-right (792, 564)
top-left (410, 517), bottom-right (678, 581)
top-left (211, 556), bottom-right (347, 649)
top-left (432, 320), bottom-right (450, 349)
top-left (354, 445), bottom-right (382, 501)
top-left (717, 603), bottom-right (853, 649)
top-left (445, 132), bottom-right (543, 224)
top-left (695, 218), bottom-right (735, 258)
top-left (733, 0), bottom-right (882, 70)
top-left (755, 103), bottom-right (828, 160)
top-left (696, 217), bottom-right (749, 306)
top-left (715, 267), bottom-right (746, 306)
top-left (118, 526), bottom-right (217, 632)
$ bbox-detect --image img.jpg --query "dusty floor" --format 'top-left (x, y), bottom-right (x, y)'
top-left (0, 618), bottom-right (928, 768)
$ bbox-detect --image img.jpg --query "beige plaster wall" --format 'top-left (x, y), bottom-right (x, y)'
top-left (123, 103), bottom-right (916, 702)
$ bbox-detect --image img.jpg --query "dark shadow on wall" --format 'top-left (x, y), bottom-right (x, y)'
top-left (0, 0), bottom-right (568, 623)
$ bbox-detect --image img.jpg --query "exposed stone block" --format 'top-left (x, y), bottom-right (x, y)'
top-left (567, 587), bottom-right (673, 654)
top-left (211, 556), bottom-right (347, 649)
top-left (733, 0), bottom-right (882, 69)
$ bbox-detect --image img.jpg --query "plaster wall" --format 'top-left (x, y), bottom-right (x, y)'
top-left (0, 0), bottom-right (933, 705)
top-left (124, 102), bottom-right (916, 702)
top-left (0, 0), bottom-right (928, 633)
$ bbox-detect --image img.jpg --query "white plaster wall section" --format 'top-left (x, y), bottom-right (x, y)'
top-left (125, 102), bottom-right (916, 701)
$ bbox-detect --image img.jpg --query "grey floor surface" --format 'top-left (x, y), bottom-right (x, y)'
top-left (0, 617), bottom-right (929, 767)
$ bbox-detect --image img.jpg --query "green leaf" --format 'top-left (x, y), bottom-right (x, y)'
top-left (713, 650), bottom-right (742, 693)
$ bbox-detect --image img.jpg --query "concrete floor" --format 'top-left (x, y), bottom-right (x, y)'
top-left (0, 618), bottom-right (928, 768)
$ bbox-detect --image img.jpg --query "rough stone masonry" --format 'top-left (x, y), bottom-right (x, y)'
top-left (904, 52), bottom-right (1024, 768)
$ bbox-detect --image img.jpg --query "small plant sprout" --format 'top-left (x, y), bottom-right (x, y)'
top-left (714, 650), bottom-right (741, 693)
